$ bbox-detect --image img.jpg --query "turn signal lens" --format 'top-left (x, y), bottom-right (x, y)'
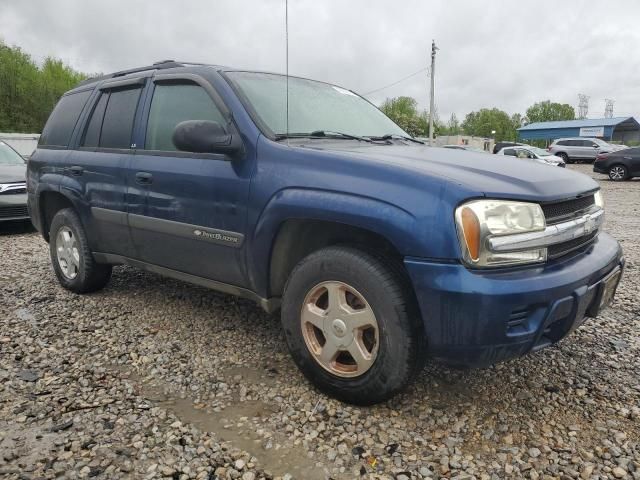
top-left (461, 207), bottom-right (480, 261)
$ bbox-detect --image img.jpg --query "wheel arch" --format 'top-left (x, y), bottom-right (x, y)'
top-left (248, 188), bottom-right (424, 298)
top-left (267, 218), bottom-right (406, 298)
top-left (38, 190), bottom-right (77, 242)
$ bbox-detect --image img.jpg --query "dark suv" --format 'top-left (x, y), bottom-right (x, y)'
top-left (28, 61), bottom-right (624, 404)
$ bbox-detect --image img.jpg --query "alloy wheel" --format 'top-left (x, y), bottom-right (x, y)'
top-left (300, 281), bottom-right (379, 378)
top-left (609, 166), bottom-right (626, 181)
top-left (56, 226), bottom-right (80, 279)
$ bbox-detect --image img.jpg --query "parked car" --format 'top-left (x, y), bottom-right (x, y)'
top-left (0, 141), bottom-right (29, 222)
top-left (594, 147), bottom-right (640, 181)
top-left (548, 138), bottom-right (626, 164)
top-left (492, 141), bottom-right (523, 154)
top-left (28, 61), bottom-right (624, 405)
top-left (497, 145), bottom-right (566, 167)
top-left (443, 145), bottom-right (487, 153)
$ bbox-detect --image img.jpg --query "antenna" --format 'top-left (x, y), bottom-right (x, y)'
top-left (285, 0), bottom-right (290, 146)
top-left (604, 99), bottom-right (614, 118)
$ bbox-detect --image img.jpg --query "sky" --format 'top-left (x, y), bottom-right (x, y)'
top-left (1, 0), bottom-right (639, 122)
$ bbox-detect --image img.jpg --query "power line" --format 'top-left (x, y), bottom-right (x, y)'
top-left (362, 67), bottom-right (429, 96)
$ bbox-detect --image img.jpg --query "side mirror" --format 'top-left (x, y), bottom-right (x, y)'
top-left (172, 120), bottom-right (242, 156)
top-left (593, 145), bottom-right (599, 148)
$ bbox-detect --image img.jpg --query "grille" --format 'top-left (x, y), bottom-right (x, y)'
top-left (541, 195), bottom-right (595, 225)
top-left (548, 231), bottom-right (598, 259)
top-left (0, 205), bottom-right (29, 219)
top-left (0, 187), bottom-right (26, 195)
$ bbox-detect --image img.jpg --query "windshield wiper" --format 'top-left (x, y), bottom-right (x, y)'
top-left (367, 134), bottom-right (425, 144)
top-left (274, 131), bottom-right (372, 142)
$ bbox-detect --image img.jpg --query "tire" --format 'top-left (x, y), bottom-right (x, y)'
top-left (608, 164), bottom-right (628, 181)
top-left (49, 208), bottom-right (112, 293)
top-left (281, 246), bottom-right (426, 405)
top-left (558, 153), bottom-right (571, 164)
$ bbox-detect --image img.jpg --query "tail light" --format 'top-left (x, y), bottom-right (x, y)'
top-left (595, 153), bottom-right (608, 162)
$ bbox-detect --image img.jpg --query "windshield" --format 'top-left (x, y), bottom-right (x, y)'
top-left (226, 72), bottom-right (408, 138)
top-left (528, 147), bottom-right (552, 157)
top-left (0, 142), bottom-right (25, 165)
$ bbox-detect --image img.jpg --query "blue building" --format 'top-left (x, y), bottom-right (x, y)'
top-left (518, 117), bottom-right (640, 144)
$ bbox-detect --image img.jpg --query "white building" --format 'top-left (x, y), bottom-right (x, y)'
top-left (0, 133), bottom-right (40, 158)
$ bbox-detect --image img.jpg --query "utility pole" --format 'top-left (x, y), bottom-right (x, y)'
top-left (429, 40), bottom-right (438, 146)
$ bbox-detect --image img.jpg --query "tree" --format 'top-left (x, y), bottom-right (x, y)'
top-left (525, 100), bottom-right (575, 124)
top-left (0, 42), bottom-right (87, 133)
top-left (380, 96), bottom-right (433, 137)
top-left (461, 108), bottom-right (517, 142)
top-left (446, 113), bottom-right (461, 135)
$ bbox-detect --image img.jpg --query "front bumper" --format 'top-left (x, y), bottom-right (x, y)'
top-left (0, 193), bottom-right (29, 222)
top-left (405, 232), bottom-right (623, 368)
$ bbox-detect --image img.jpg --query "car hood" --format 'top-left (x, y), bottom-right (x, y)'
top-left (301, 142), bottom-right (598, 201)
top-left (0, 164), bottom-right (26, 184)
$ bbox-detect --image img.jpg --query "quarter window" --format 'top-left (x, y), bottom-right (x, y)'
top-left (145, 83), bottom-right (226, 151)
top-left (503, 149), bottom-right (516, 156)
top-left (39, 90), bottom-right (91, 147)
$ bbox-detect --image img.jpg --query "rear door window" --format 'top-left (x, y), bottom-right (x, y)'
top-left (99, 87), bottom-right (143, 149)
top-left (145, 82), bottom-right (226, 151)
top-left (503, 149), bottom-right (516, 156)
top-left (39, 90), bottom-right (92, 147)
top-left (81, 93), bottom-right (108, 148)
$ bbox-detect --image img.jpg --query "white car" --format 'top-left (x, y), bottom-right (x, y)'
top-left (497, 146), bottom-right (566, 167)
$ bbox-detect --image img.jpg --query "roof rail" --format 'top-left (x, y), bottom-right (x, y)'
top-left (76, 60), bottom-right (191, 87)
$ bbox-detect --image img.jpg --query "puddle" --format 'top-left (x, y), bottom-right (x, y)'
top-left (112, 365), bottom-right (326, 480)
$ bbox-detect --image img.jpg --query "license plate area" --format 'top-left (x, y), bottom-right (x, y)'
top-left (586, 266), bottom-right (622, 318)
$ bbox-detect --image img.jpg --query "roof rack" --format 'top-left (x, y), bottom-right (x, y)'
top-left (76, 60), bottom-right (210, 87)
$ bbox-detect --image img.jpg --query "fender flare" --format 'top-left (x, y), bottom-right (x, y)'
top-left (247, 187), bottom-right (420, 296)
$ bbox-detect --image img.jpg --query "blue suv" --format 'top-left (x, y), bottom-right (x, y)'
top-left (27, 61), bottom-right (624, 404)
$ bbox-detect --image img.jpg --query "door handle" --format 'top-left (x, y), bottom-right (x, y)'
top-left (68, 166), bottom-right (84, 176)
top-left (135, 172), bottom-right (153, 185)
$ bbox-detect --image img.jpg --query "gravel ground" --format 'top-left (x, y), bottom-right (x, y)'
top-left (1, 164), bottom-right (638, 480)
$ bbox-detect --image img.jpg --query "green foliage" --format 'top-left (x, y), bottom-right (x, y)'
top-left (461, 108), bottom-right (519, 142)
top-left (525, 100), bottom-right (575, 124)
top-left (0, 42), bottom-right (87, 133)
top-left (446, 113), bottom-right (461, 135)
top-left (379, 96), bottom-right (445, 137)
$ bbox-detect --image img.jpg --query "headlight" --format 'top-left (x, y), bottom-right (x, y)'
top-left (455, 200), bottom-right (546, 267)
top-left (594, 190), bottom-right (604, 209)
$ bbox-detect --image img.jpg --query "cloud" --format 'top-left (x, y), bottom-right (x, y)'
top-left (1, 0), bottom-right (638, 119)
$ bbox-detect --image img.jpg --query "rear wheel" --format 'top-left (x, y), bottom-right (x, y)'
top-left (609, 164), bottom-right (628, 181)
top-left (281, 246), bottom-right (426, 405)
top-left (558, 152), bottom-right (571, 164)
top-left (49, 208), bottom-right (112, 293)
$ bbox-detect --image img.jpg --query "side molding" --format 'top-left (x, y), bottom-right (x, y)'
top-left (128, 213), bottom-right (244, 248)
top-left (92, 252), bottom-right (279, 313)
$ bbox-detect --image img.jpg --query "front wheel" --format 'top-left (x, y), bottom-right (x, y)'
top-left (281, 246), bottom-right (426, 405)
top-left (49, 208), bottom-right (112, 293)
top-left (609, 164), bottom-right (628, 181)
